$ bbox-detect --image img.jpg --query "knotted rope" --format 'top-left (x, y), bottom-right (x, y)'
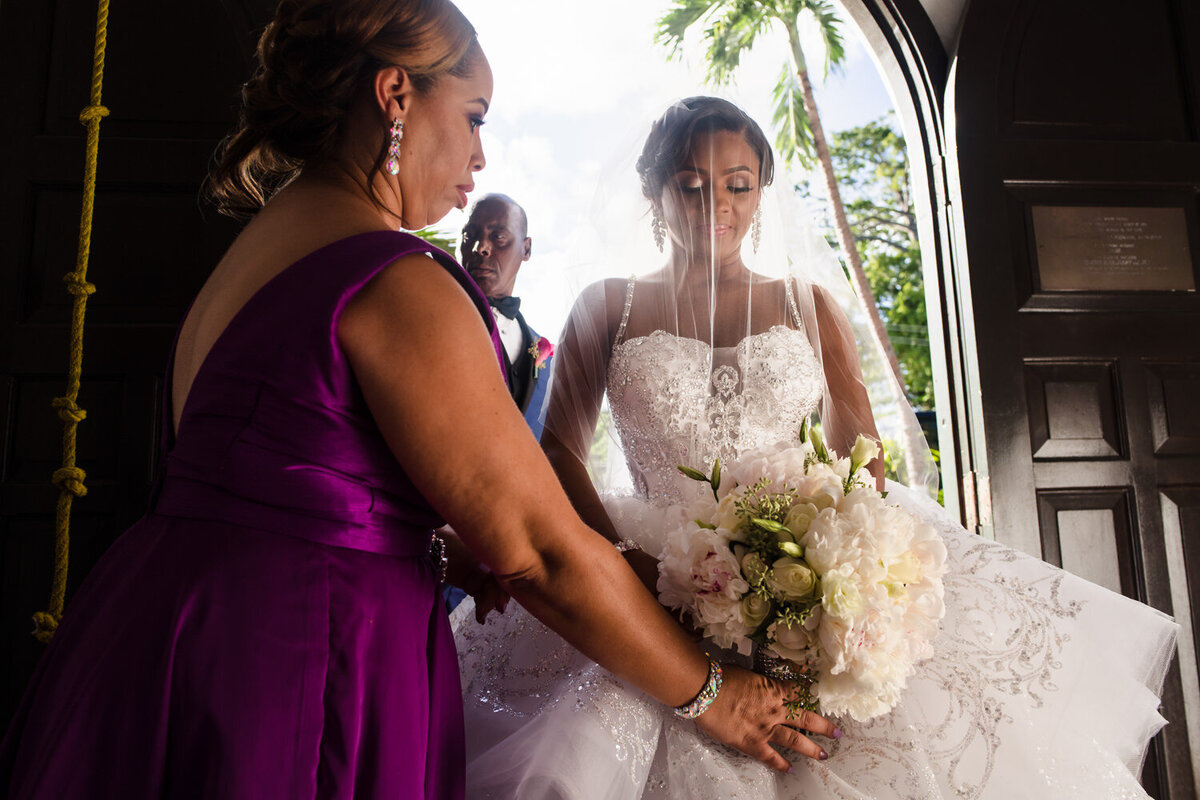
top-left (34, 0), bottom-right (111, 643)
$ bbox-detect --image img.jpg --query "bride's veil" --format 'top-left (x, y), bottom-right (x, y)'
top-left (543, 97), bottom-right (938, 499)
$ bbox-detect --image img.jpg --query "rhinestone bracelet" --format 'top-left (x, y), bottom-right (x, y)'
top-left (429, 533), bottom-right (448, 584)
top-left (673, 658), bottom-right (723, 719)
top-left (614, 538), bottom-right (641, 553)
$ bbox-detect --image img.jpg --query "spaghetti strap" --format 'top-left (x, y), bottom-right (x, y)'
top-left (784, 276), bottom-right (804, 330)
top-left (612, 274), bottom-right (637, 348)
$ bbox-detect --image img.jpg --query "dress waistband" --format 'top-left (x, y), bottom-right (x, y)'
top-left (154, 476), bottom-right (436, 558)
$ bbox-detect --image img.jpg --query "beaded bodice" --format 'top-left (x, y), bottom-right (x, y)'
top-left (605, 279), bottom-right (824, 504)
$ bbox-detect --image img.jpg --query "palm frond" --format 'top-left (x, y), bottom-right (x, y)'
top-left (804, 0), bottom-right (846, 77)
top-left (656, 0), bottom-right (724, 59)
top-left (771, 60), bottom-right (815, 168)
top-left (412, 227), bottom-right (459, 256)
top-left (703, 2), bottom-right (771, 85)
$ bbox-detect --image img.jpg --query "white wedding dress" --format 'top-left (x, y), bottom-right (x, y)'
top-left (455, 287), bottom-right (1178, 799)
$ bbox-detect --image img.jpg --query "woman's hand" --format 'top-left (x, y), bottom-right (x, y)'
top-left (468, 574), bottom-right (510, 624)
top-left (694, 665), bottom-right (842, 772)
top-left (441, 526), bottom-right (510, 622)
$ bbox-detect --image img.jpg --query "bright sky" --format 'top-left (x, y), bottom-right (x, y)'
top-left (443, 0), bottom-right (897, 339)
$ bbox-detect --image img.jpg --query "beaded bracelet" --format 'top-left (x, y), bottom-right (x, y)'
top-left (429, 533), bottom-right (448, 584)
top-left (673, 658), bottom-right (723, 719)
top-left (614, 538), bottom-right (641, 553)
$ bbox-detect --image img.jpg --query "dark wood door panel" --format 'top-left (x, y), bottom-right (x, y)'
top-left (0, 0), bottom-right (272, 727)
top-left (954, 0), bottom-right (1200, 793)
top-left (1003, 0), bottom-right (1190, 140)
top-left (1036, 487), bottom-right (1141, 598)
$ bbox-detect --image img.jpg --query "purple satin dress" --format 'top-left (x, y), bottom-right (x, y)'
top-left (0, 231), bottom-right (505, 798)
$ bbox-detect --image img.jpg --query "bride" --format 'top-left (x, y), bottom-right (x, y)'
top-left (455, 97), bottom-right (1178, 799)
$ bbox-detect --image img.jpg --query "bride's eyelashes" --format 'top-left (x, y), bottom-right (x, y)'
top-left (469, 115), bottom-right (486, 131)
top-left (673, 181), bottom-right (757, 195)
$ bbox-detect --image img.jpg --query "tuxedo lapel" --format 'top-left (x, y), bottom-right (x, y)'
top-left (512, 310), bottom-right (537, 413)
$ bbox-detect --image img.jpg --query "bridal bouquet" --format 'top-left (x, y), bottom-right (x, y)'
top-left (657, 422), bottom-right (947, 721)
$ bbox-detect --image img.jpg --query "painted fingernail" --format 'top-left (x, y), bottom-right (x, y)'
top-left (832, 727), bottom-right (843, 740)
top-left (787, 765), bottom-right (794, 774)
top-left (819, 750), bottom-right (828, 761)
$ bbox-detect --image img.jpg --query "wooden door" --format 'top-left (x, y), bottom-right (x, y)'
top-left (0, 0), bottom-right (270, 725)
top-left (949, 0), bottom-right (1200, 795)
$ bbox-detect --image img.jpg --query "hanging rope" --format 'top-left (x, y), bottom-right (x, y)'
top-left (33, 0), bottom-right (112, 644)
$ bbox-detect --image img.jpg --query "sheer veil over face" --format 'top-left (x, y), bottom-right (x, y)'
top-left (544, 97), bottom-right (937, 499)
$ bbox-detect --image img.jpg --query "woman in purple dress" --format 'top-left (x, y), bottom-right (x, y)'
top-left (0, 1), bottom-right (839, 797)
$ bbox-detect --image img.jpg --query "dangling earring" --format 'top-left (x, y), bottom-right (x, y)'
top-left (652, 206), bottom-right (665, 253)
top-left (752, 206), bottom-right (762, 253)
top-left (385, 118), bottom-right (404, 176)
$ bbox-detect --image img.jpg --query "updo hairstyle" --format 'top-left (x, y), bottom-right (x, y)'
top-left (207, 0), bottom-right (478, 218)
top-left (636, 97), bottom-right (775, 206)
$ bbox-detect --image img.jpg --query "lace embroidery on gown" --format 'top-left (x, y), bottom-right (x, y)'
top-left (456, 277), bottom-right (1177, 800)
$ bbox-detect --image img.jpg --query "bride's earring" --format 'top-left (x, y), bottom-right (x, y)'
top-left (752, 206), bottom-right (762, 253)
top-left (385, 118), bottom-right (404, 176)
top-left (652, 206), bottom-right (665, 252)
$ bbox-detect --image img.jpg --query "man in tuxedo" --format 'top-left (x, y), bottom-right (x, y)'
top-left (461, 193), bottom-right (552, 439)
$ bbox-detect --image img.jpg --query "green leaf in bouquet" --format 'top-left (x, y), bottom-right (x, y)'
top-left (798, 416), bottom-right (809, 444)
top-left (694, 519), bottom-right (716, 530)
top-left (677, 465), bottom-right (709, 482)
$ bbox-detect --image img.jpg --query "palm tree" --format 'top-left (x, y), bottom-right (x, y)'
top-left (657, 0), bottom-right (907, 393)
top-left (412, 227), bottom-right (459, 256)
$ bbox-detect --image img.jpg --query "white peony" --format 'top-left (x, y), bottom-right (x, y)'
top-left (821, 566), bottom-right (865, 622)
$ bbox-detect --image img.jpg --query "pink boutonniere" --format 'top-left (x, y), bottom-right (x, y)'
top-left (529, 337), bottom-right (554, 378)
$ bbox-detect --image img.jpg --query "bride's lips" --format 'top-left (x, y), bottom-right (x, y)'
top-left (698, 224), bottom-right (732, 237)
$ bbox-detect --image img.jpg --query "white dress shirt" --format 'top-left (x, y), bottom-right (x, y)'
top-left (492, 307), bottom-right (524, 365)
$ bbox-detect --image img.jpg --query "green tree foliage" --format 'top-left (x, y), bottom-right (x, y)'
top-left (799, 115), bottom-right (933, 409)
top-left (411, 227), bottom-right (458, 257)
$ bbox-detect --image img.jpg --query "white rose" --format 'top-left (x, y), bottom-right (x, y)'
top-left (822, 568), bottom-right (865, 621)
top-left (740, 550), bottom-right (769, 584)
top-left (784, 501), bottom-right (820, 537)
top-left (741, 593), bottom-right (773, 630)
top-left (767, 557), bottom-right (818, 601)
top-left (767, 612), bottom-right (820, 662)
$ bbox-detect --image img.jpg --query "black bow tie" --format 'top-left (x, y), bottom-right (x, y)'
top-left (489, 295), bottom-right (521, 319)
